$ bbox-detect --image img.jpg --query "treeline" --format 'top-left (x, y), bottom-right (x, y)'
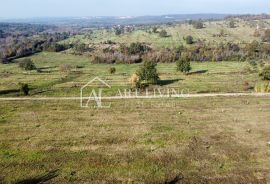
top-left (226, 14), bottom-right (270, 21)
top-left (90, 41), bottom-right (270, 64)
top-left (0, 32), bottom-right (70, 63)
top-left (0, 23), bottom-right (79, 63)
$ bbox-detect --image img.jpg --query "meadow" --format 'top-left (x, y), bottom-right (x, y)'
top-left (0, 52), bottom-right (262, 98)
top-left (0, 17), bottom-right (270, 184)
top-left (61, 19), bottom-right (270, 49)
top-left (0, 96), bottom-right (270, 183)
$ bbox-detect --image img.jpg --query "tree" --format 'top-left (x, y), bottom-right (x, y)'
top-left (109, 67), bottom-right (116, 74)
top-left (152, 27), bottom-right (158, 33)
top-left (0, 29), bottom-right (3, 38)
top-left (159, 30), bottom-right (168, 38)
top-left (260, 66), bottom-right (270, 80)
top-left (136, 61), bottom-right (159, 84)
top-left (128, 42), bottom-right (150, 55)
top-left (185, 36), bottom-right (194, 44)
top-left (193, 21), bottom-right (204, 29)
top-left (115, 27), bottom-right (123, 35)
top-left (229, 20), bottom-right (236, 28)
top-left (19, 83), bottom-right (30, 96)
top-left (18, 59), bottom-right (36, 71)
top-left (177, 55), bottom-right (192, 74)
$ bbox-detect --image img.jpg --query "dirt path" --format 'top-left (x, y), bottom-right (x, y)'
top-left (0, 93), bottom-right (269, 101)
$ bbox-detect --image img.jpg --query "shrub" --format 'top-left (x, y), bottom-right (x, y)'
top-left (0, 57), bottom-right (8, 64)
top-left (255, 82), bottom-right (270, 92)
top-left (177, 55), bottom-right (192, 74)
top-left (229, 20), bottom-right (236, 28)
top-left (18, 59), bottom-right (36, 71)
top-left (142, 50), bottom-right (179, 63)
top-left (129, 73), bottom-right (140, 88)
top-left (19, 83), bottom-right (29, 96)
top-left (185, 36), bottom-right (194, 44)
top-left (243, 81), bottom-right (251, 91)
top-left (92, 52), bottom-right (141, 64)
top-left (152, 27), bottom-right (158, 33)
top-left (248, 60), bottom-right (258, 71)
top-left (115, 28), bottom-right (123, 35)
top-left (44, 43), bottom-right (67, 52)
top-left (136, 61), bottom-right (159, 84)
top-left (262, 29), bottom-right (270, 42)
top-left (128, 42), bottom-right (150, 55)
top-left (59, 64), bottom-right (72, 74)
top-left (193, 21), bottom-right (204, 29)
top-left (159, 30), bottom-right (168, 38)
top-left (109, 67), bottom-right (116, 74)
top-left (260, 66), bottom-right (270, 80)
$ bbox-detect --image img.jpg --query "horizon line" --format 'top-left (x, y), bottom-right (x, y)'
top-left (0, 12), bottom-right (269, 20)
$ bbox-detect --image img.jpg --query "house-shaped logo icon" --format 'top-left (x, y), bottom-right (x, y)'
top-left (80, 77), bottom-right (111, 108)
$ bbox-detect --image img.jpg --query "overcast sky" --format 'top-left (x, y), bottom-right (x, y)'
top-left (0, 0), bottom-right (270, 18)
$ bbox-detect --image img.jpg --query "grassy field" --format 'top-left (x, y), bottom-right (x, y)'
top-left (0, 96), bottom-right (270, 183)
top-left (0, 52), bottom-right (262, 97)
top-left (61, 19), bottom-right (270, 49)
top-left (0, 22), bottom-right (269, 183)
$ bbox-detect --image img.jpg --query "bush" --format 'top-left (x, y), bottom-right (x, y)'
top-left (229, 20), bottom-right (236, 28)
top-left (262, 29), bottom-right (270, 42)
top-left (109, 67), bottom-right (116, 74)
top-left (159, 30), bottom-right (168, 38)
top-left (185, 36), bottom-right (194, 44)
top-left (59, 64), bottom-right (72, 74)
top-left (1, 57), bottom-right (8, 64)
top-left (193, 21), bottom-right (204, 29)
top-left (177, 55), bottom-right (192, 74)
top-left (260, 66), bottom-right (270, 80)
top-left (152, 27), bottom-right (158, 33)
top-left (255, 82), bottom-right (270, 93)
top-left (143, 50), bottom-right (179, 63)
top-left (128, 42), bottom-right (150, 55)
top-left (43, 43), bottom-right (67, 52)
top-left (18, 59), bottom-right (36, 71)
top-left (129, 73), bottom-right (140, 88)
top-left (136, 61), bottom-right (159, 84)
top-left (92, 52), bottom-right (141, 64)
top-left (19, 83), bottom-right (30, 96)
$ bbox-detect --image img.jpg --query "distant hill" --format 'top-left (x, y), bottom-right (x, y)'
top-left (0, 14), bottom-right (229, 27)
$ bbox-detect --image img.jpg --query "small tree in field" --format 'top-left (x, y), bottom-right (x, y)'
top-left (159, 30), bottom-right (168, 37)
top-left (137, 61), bottom-right (159, 84)
top-left (109, 67), bottom-right (116, 74)
top-left (193, 21), bottom-right (204, 29)
top-left (185, 36), bottom-right (194, 44)
top-left (129, 73), bottom-right (140, 88)
top-left (260, 66), bottom-right (270, 80)
top-left (19, 83), bottom-right (30, 96)
top-left (19, 59), bottom-right (36, 71)
top-left (177, 55), bottom-right (192, 74)
top-left (152, 27), bottom-right (158, 33)
top-left (229, 20), bottom-right (236, 28)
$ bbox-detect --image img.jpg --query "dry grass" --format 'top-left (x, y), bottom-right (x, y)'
top-left (0, 96), bottom-right (269, 183)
